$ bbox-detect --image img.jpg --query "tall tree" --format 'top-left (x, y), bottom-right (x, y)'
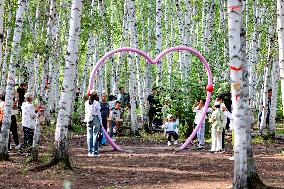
top-left (228, 0), bottom-right (248, 188)
top-left (50, 0), bottom-right (83, 168)
top-left (278, 0), bottom-right (284, 118)
top-left (0, 0), bottom-right (26, 160)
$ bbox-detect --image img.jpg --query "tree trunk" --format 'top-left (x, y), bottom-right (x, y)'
top-left (128, 0), bottom-right (138, 134)
top-left (155, 0), bottom-right (162, 85)
top-left (52, 0), bottom-right (83, 168)
top-left (1, 2), bottom-right (12, 90)
top-left (228, 0), bottom-right (248, 188)
top-left (278, 0), bottom-right (284, 119)
top-left (0, 0), bottom-right (26, 161)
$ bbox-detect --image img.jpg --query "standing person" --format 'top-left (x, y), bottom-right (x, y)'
top-left (9, 96), bottom-right (20, 150)
top-left (107, 101), bottom-right (122, 141)
top-left (147, 87), bottom-right (163, 129)
top-left (16, 82), bottom-right (27, 112)
top-left (84, 90), bottom-right (102, 157)
top-left (193, 99), bottom-right (210, 149)
top-left (209, 102), bottom-right (224, 153)
top-left (216, 95), bottom-right (226, 150)
top-left (99, 93), bottom-right (109, 146)
top-left (163, 114), bottom-right (178, 146)
top-left (18, 92), bottom-right (36, 156)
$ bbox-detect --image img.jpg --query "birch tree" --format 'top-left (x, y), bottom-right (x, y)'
top-left (278, 0), bottom-right (284, 118)
top-left (1, 2), bottom-right (12, 90)
top-left (228, 0), bottom-right (248, 187)
top-left (46, 0), bottom-right (83, 168)
top-left (0, 0), bottom-right (26, 160)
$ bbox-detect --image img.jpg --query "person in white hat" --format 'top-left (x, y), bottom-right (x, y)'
top-left (162, 114), bottom-right (178, 146)
top-left (84, 89), bottom-right (102, 157)
top-left (209, 101), bottom-right (224, 153)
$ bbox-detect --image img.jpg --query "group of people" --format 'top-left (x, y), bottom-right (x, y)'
top-left (162, 94), bottom-right (233, 153)
top-left (0, 83), bottom-right (43, 156)
top-left (84, 88), bottom-right (128, 157)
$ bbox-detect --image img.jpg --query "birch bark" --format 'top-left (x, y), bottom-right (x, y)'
top-left (278, 0), bottom-right (284, 119)
top-left (0, 0), bottom-right (26, 160)
top-left (228, 0), bottom-right (248, 188)
top-left (53, 0), bottom-right (83, 166)
top-left (1, 2), bottom-right (12, 90)
top-left (155, 0), bottom-right (162, 85)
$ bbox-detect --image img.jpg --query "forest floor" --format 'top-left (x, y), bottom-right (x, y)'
top-left (0, 128), bottom-right (283, 189)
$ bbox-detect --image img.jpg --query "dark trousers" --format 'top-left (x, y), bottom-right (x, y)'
top-left (166, 131), bottom-right (178, 142)
top-left (222, 128), bottom-right (225, 149)
top-left (8, 115), bottom-right (19, 149)
top-left (19, 127), bottom-right (34, 152)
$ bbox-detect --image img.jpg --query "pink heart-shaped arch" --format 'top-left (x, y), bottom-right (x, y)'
top-left (88, 46), bottom-right (213, 150)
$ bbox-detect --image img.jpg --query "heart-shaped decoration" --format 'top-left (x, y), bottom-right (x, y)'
top-left (88, 46), bottom-right (213, 150)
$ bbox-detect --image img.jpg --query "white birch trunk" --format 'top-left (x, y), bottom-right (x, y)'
top-left (54, 0), bottom-right (83, 163)
top-left (184, 0), bottom-right (191, 82)
top-left (228, 1), bottom-right (248, 188)
top-left (128, 0), bottom-right (138, 134)
top-left (144, 1), bottom-right (152, 99)
top-left (269, 57), bottom-right (279, 133)
top-left (0, 0), bottom-right (26, 159)
top-left (260, 33), bottom-right (272, 134)
top-left (80, 34), bottom-right (94, 96)
top-left (1, 3), bottom-right (12, 90)
top-left (155, 0), bottom-right (162, 85)
top-left (278, 0), bottom-right (284, 118)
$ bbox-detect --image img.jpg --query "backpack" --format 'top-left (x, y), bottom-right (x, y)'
top-left (0, 102), bottom-right (4, 124)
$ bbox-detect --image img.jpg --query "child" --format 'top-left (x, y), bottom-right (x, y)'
top-left (209, 102), bottom-right (224, 153)
top-left (108, 101), bottom-right (123, 141)
top-left (18, 92), bottom-right (36, 156)
top-left (163, 114), bottom-right (178, 146)
top-left (84, 89), bottom-right (102, 157)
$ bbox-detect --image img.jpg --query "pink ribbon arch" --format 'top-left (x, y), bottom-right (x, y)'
top-left (88, 46), bottom-right (213, 151)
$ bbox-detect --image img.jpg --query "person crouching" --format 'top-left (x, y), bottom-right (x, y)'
top-left (163, 114), bottom-right (178, 146)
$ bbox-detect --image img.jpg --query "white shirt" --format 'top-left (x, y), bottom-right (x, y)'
top-left (193, 107), bottom-right (205, 124)
top-left (224, 111), bottom-right (233, 130)
top-left (22, 102), bottom-right (36, 129)
top-left (84, 100), bottom-right (102, 125)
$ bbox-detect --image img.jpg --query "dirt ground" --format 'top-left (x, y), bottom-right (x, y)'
top-left (0, 132), bottom-right (283, 189)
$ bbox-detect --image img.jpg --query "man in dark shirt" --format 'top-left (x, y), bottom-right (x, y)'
top-left (16, 83), bottom-right (27, 112)
top-left (147, 87), bottom-right (163, 129)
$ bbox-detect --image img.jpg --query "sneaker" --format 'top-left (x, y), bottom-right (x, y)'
top-left (229, 156), bottom-right (234, 161)
top-left (94, 152), bottom-right (100, 157)
top-left (174, 140), bottom-right (178, 145)
top-left (88, 153), bottom-right (94, 157)
top-left (197, 145), bottom-right (205, 150)
top-left (167, 141), bottom-right (171, 146)
top-left (15, 145), bottom-right (21, 150)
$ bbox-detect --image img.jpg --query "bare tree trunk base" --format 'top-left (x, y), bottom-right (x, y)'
top-left (248, 173), bottom-right (266, 189)
top-left (29, 146), bottom-right (72, 172)
top-left (0, 152), bottom-right (10, 161)
top-left (28, 147), bottom-right (39, 163)
top-left (29, 156), bottom-right (72, 172)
